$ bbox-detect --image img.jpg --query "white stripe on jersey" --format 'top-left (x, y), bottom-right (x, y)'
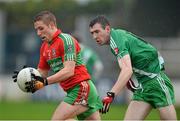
top-left (110, 36), bottom-right (117, 49)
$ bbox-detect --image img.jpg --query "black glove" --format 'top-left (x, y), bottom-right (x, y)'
top-left (100, 92), bottom-right (115, 114)
top-left (12, 65), bottom-right (27, 82)
top-left (25, 73), bottom-right (48, 93)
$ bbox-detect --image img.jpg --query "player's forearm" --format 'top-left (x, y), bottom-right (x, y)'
top-left (110, 68), bottom-right (133, 96)
top-left (47, 68), bottom-right (74, 84)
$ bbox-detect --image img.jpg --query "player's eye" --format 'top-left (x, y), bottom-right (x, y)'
top-left (94, 30), bottom-right (99, 34)
top-left (39, 27), bottom-right (44, 31)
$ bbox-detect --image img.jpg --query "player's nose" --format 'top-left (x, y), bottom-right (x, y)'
top-left (93, 34), bottom-right (97, 40)
top-left (37, 30), bottom-right (41, 36)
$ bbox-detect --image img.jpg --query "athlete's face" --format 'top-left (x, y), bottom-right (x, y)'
top-left (34, 20), bottom-right (55, 42)
top-left (89, 23), bottom-right (110, 45)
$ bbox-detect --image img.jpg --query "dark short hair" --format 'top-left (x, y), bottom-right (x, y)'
top-left (33, 10), bottom-right (57, 26)
top-left (89, 15), bottom-right (110, 29)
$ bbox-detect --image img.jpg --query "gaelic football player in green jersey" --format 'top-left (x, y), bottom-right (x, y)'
top-left (13, 11), bottom-right (103, 120)
top-left (89, 15), bottom-right (177, 120)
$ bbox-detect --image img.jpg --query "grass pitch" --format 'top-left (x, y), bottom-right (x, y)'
top-left (0, 101), bottom-right (179, 120)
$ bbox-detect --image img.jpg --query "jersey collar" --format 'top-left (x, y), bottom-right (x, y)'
top-left (48, 29), bottom-right (62, 45)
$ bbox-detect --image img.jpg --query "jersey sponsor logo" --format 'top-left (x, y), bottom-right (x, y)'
top-left (47, 57), bottom-right (64, 73)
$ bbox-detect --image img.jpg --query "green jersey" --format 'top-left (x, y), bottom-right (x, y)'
top-left (80, 44), bottom-right (98, 76)
top-left (110, 28), bottom-right (161, 82)
top-left (80, 44), bottom-right (103, 81)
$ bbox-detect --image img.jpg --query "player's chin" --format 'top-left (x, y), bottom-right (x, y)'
top-left (97, 42), bottom-right (105, 46)
top-left (96, 41), bottom-right (102, 45)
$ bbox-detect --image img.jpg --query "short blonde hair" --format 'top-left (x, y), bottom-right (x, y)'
top-left (33, 10), bottom-right (57, 26)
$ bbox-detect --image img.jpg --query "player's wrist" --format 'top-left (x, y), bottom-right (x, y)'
top-left (35, 76), bottom-right (48, 86)
top-left (44, 78), bottom-right (48, 86)
top-left (107, 92), bottom-right (115, 99)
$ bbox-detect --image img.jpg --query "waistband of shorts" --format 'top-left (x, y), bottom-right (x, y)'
top-left (66, 79), bottom-right (91, 92)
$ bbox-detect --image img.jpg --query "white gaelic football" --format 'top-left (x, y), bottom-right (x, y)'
top-left (17, 67), bottom-right (41, 92)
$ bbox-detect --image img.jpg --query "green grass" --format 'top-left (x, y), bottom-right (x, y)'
top-left (0, 101), bottom-right (56, 120)
top-left (100, 105), bottom-right (160, 120)
top-left (0, 101), bottom-right (179, 120)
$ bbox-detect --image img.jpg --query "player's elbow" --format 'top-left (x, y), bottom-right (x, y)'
top-left (69, 70), bottom-right (75, 77)
top-left (124, 66), bottom-right (133, 76)
top-left (129, 69), bottom-right (133, 76)
top-left (66, 68), bottom-right (75, 78)
top-left (128, 67), bottom-right (133, 75)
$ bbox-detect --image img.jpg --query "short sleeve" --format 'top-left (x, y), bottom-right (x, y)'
top-left (110, 36), bottom-right (129, 59)
top-left (60, 33), bottom-right (76, 61)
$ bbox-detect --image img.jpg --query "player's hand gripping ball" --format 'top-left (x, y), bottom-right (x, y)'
top-left (16, 67), bottom-right (41, 92)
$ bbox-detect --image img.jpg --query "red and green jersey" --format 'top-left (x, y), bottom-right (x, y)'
top-left (38, 29), bottom-right (90, 91)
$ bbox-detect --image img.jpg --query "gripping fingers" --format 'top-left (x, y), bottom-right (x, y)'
top-left (25, 81), bottom-right (44, 93)
top-left (12, 71), bottom-right (19, 82)
top-left (31, 73), bottom-right (36, 78)
top-left (105, 103), bottom-right (110, 113)
top-left (25, 81), bottom-right (37, 93)
top-left (102, 102), bottom-right (110, 114)
top-left (13, 71), bottom-right (19, 74)
top-left (12, 74), bottom-right (17, 79)
top-left (99, 109), bottom-right (102, 113)
top-left (23, 65), bottom-right (27, 68)
top-left (13, 78), bottom-right (17, 82)
top-left (106, 103), bottom-right (110, 112)
top-left (35, 81), bottom-right (44, 90)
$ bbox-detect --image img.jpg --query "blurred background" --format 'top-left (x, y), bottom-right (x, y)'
top-left (0, 0), bottom-right (180, 120)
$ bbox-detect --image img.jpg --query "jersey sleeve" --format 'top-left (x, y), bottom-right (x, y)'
top-left (110, 32), bottom-right (129, 59)
top-left (60, 33), bottom-right (76, 61)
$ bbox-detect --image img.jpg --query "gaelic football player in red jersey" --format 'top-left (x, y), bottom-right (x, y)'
top-left (19, 10), bottom-right (102, 120)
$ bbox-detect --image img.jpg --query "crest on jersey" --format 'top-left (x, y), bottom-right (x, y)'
top-left (114, 47), bottom-right (119, 55)
top-left (47, 50), bottom-right (51, 59)
top-left (52, 48), bottom-right (56, 57)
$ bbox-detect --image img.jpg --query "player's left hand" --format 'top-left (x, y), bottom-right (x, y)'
top-left (100, 92), bottom-right (115, 114)
top-left (25, 73), bottom-right (48, 93)
top-left (12, 65), bottom-right (27, 82)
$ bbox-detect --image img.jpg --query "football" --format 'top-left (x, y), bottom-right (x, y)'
top-left (17, 67), bottom-right (41, 92)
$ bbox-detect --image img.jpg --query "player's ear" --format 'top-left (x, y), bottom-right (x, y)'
top-left (105, 25), bottom-right (111, 33)
top-left (49, 21), bottom-right (55, 28)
